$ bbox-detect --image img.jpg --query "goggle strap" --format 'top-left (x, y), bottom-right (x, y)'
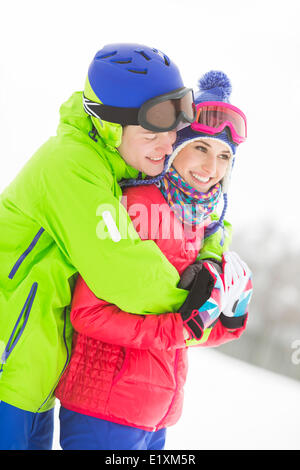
top-left (83, 95), bottom-right (139, 126)
top-left (83, 89), bottom-right (195, 130)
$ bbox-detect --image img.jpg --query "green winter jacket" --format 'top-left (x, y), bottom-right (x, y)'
top-left (0, 92), bottom-right (188, 413)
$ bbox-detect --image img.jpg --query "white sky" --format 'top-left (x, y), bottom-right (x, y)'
top-left (1, 0), bottom-right (300, 243)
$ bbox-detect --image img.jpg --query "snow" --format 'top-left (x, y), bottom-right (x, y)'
top-left (52, 349), bottom-right (300, 450)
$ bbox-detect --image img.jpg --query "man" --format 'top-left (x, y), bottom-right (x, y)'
top-left (0, 43), bottom-right (195, 450)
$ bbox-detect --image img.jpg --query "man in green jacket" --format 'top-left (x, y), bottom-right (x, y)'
top-left (0, 43), bottom-right (196, 449)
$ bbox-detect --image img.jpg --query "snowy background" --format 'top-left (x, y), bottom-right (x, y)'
top-left (52, 349), bottom-right (300, 450)
top-left (1, 0), bottom-right (300, 450)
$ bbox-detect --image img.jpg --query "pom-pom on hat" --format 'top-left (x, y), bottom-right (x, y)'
top-left (195, 70), bottom-right (232, 103)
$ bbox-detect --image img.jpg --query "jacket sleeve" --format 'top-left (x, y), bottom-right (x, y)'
top-left (14, 140), bottom-right (187, 315)
top-left (186, 313), bottom-right (248, 348)
top-left (70, 275), bottom-right (187, 350)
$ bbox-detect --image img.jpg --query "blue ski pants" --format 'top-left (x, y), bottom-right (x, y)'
top-left (59, 406), bottom-right (166, 450)
top-left (0, 401), bottom-right (54, 450)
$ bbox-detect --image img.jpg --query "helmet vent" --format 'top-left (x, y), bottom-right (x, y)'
top-left (95, 51), bottom-right (117, 60)
top-left (163, 55), bottom-right (170, 66)
top-left (127, 68), bottom-right (147, 75)
top-left (111, 58), bottom-right (132, 64)
top-left (152, 48), bottom-right (170, 66)
top-left (134, 49), bottom-right (151, 61)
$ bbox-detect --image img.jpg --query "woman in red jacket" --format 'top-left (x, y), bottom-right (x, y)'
top-left (55, 71), bottom-right (252, 450)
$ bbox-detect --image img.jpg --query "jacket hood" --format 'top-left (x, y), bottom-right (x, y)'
top-left (57, 92), bottom-right (139, 181)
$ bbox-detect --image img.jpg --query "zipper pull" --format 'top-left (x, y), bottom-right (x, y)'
top-left (89, 124), bottom-right (99, 142)
top-left (0, 348), bottom-right (7, 379)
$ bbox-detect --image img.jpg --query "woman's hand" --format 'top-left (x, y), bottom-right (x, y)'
top-left (221, 252), bottom-right (253, 318)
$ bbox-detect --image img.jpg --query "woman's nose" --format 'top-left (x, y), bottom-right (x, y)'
top-left (202, 155), bottom-right (217, 175)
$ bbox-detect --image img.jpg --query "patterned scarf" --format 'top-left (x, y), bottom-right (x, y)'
top-left (158, 167), bottom-right (222, 226)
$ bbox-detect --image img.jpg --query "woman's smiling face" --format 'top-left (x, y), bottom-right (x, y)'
top-left (172, 138), bottom-right (231, 191)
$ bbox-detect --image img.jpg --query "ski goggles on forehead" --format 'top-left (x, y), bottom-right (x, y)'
top-left (83, 87), bottom-right (196, 132)
top-left (191, 101), bottom-right (247, 144)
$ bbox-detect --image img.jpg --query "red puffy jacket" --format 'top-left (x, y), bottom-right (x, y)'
top-left (55, 185), bottom-right (247, 431)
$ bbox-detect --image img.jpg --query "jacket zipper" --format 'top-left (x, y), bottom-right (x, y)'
top-left (0, 282), bottom-right (38, 377)
top-left (37, 306), bottom-right (70, 412)
top-left (5, 227), bottom-right (70, 410)
top-left (2, 229), bottom-right (44, 376)
top-left (8, 227), bottom-right (45, 279)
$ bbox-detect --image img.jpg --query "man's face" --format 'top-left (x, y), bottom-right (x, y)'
top-left (118, 126), bottom-right (176, 176)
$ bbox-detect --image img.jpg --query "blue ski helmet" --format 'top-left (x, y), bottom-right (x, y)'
top-left (84, 43), bottom-right (185, 108)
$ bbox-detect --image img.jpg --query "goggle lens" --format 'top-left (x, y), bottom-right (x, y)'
top-left (197, 105), bottom-right (246, 137)
top-left (178, 91), bottom-right (196, 121)
top-left (192, 102), bottom-right (247, 144)
top-left (143, 89), bottom-right (195, 131)
top-left (145, 99), bottom-right (176, 128)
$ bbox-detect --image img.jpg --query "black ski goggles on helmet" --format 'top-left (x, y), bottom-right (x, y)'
top-left (83, 87), bottom-right (196, 132)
